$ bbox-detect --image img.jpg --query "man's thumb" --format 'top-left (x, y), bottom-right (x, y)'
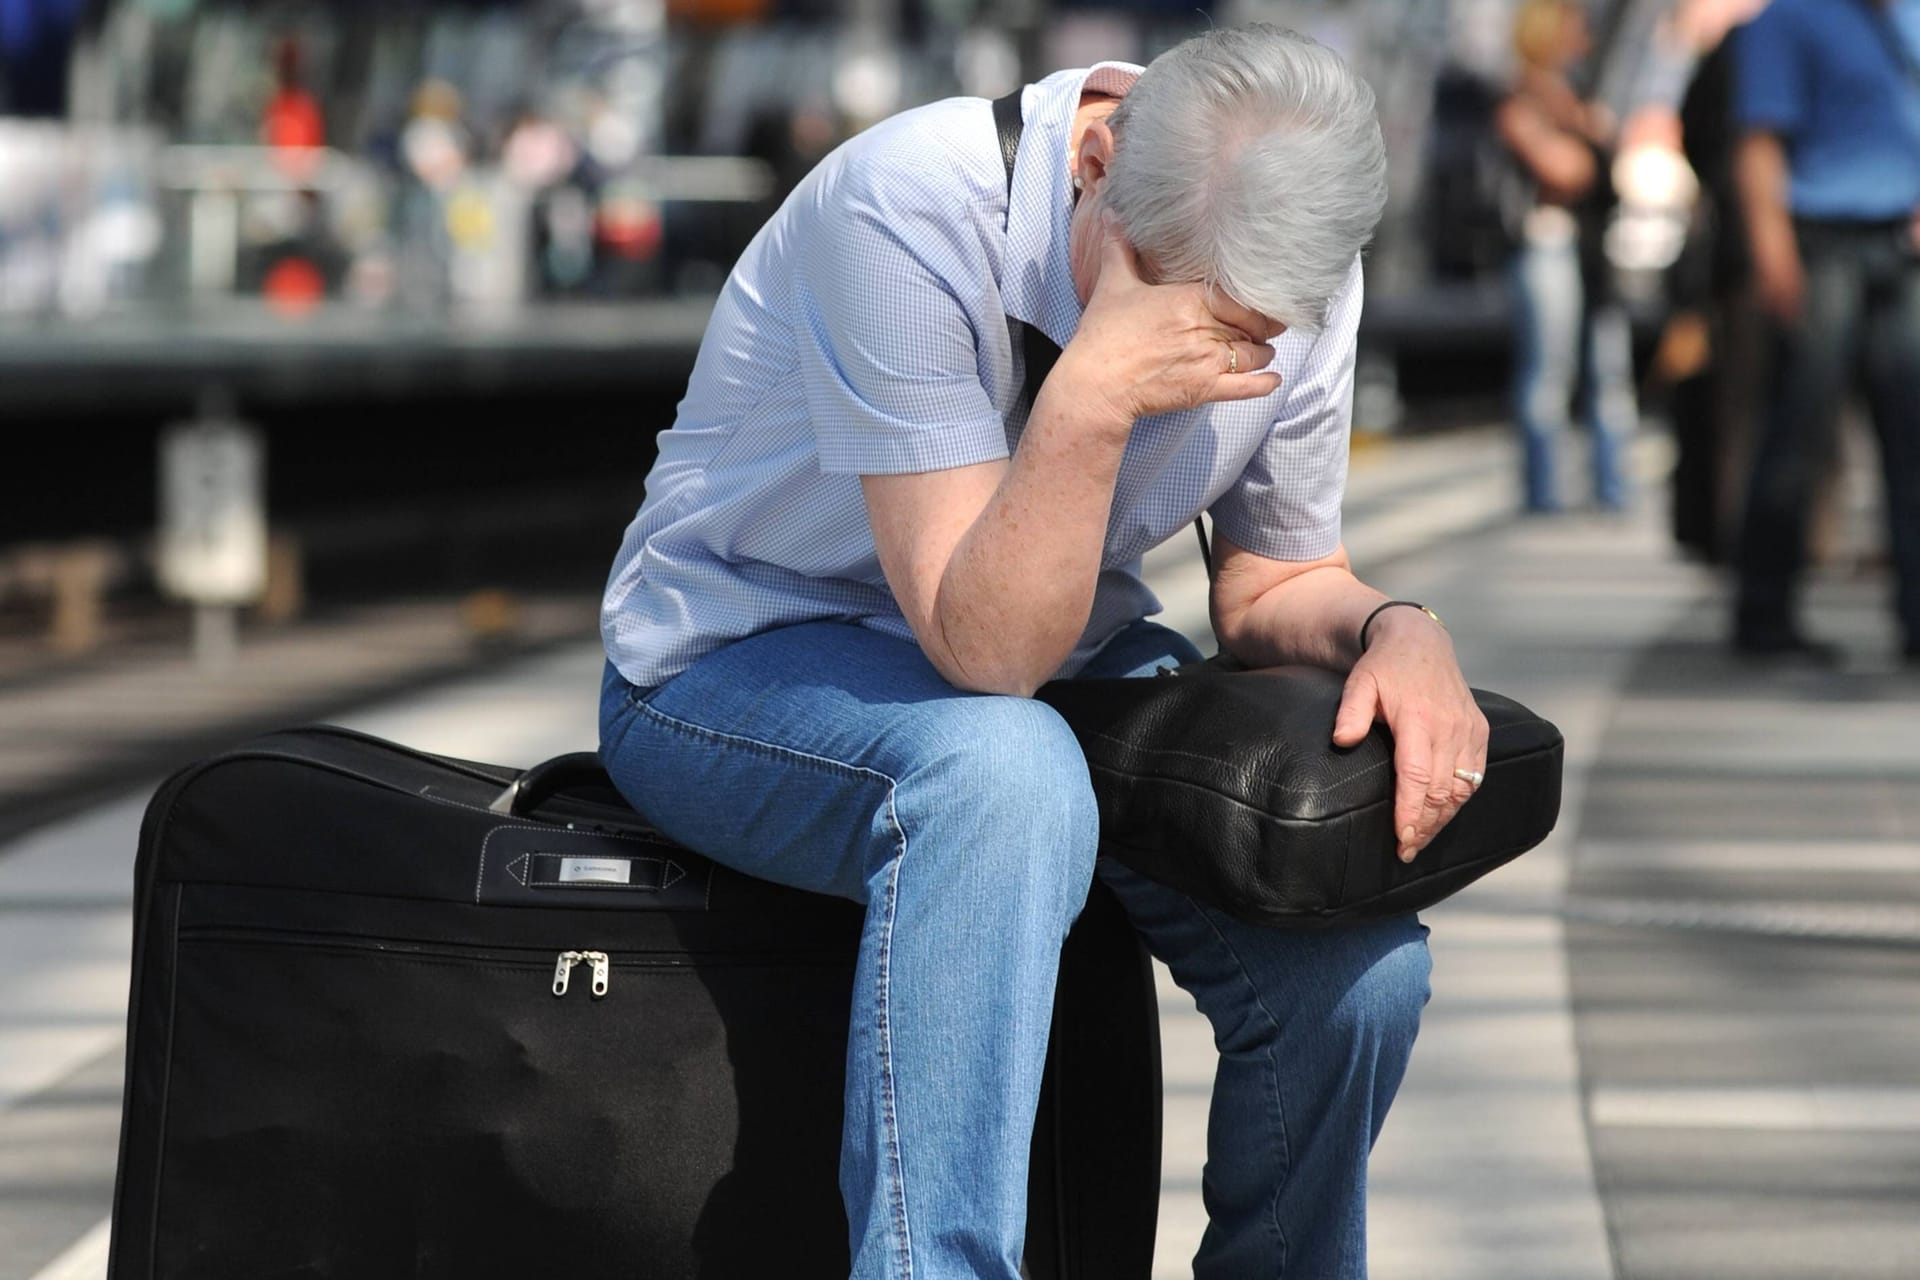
top-left (1332, 670), bottom-right (1379, 747)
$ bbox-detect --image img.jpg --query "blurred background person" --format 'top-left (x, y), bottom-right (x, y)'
top-left (1661, 0), bottom-right (1769, 564)
top-left (1730, 0), bottom-right (1920, 662)
top-left (1497, 0), bottom-right (1635, 515)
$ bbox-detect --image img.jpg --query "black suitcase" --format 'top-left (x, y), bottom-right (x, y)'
top-left (107, 725), bottom-right (1162, 1279)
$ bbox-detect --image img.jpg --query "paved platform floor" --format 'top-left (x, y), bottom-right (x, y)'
top-left (6, 425), bottom-right (1920, 1279)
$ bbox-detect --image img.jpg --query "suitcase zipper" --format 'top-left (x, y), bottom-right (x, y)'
top-left (551, 950), bottom-right (610, 999)
top-left (183, 928), bottom-right (638, 998)
top-left (180, 927), bottom-right (833, 994)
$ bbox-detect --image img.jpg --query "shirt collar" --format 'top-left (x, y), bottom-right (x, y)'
top-left (1004, 61), bottom-right (1143, 351)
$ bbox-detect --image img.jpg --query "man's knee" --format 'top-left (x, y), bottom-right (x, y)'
top-left (895, 696), bottom-right (1098, 912)
top-left (1329, 919), bottom-right (1432, 1059)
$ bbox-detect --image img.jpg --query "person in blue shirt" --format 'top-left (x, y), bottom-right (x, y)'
top-left (600, 25), bottom-right (1484, 1280)
top-left (1732, 0), bottom-right (1920, 659)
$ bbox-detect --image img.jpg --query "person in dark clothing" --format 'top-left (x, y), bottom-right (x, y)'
top-left (1731, 0), bottom-right (1920, 661)
top-left (1665, 0), bottom-right (1768, 561)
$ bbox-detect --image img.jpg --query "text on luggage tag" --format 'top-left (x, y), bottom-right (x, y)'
top-left (557, 857), bottom-right (632, 884)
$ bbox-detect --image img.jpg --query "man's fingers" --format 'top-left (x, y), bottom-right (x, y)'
top-left (1446, 711), bottom-right (1493, 808)
top-left (1203, 331), bottom-right (1280, 402)
top-left (1398, 729), bottom-right (1484, 862)
top-left (1214, 372), bottom-right (1285, 402)
top-left (1219, 339), bottom-right (1276, 376)
top-left (1372, 662), bottom-right (1489, 864)
top-left (1393, 733), bottom-right (1440, 862)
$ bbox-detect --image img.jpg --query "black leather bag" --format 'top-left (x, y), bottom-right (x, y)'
top-left (1037, 663), bottom-right (1564, 928)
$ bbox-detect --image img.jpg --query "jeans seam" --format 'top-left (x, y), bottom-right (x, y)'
top-left (1191, 903), bottom-right (1292, 1276)
top-left (627, 691), bottom-right (898, 789)
top-left (622, 689), bottom-right (917, 1276)
top-left (878, 837), bottom-right (914, 1279)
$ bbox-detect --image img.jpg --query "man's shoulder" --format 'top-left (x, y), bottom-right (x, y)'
top-left (826, 96), bottom-right (1005, 212)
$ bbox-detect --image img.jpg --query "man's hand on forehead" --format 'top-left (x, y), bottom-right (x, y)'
top-left (1060, 223), bottom-right (1285, 424)
top-left (1211, 292), bottom-right (1286, 344)
top-left (1122, 238), bottom-right (1284, 342)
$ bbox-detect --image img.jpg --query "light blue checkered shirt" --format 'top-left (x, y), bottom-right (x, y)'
top-left (603, 62), bottom-right (1363, 689)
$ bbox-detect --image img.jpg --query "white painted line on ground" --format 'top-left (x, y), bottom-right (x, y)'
top-left (1577, 841), bottom-right (1920, 874)
top-left (26, 1215), bottom-right (111, 1280)
top-left (1564, 896), bottom-right (1920, 942)
top-left (1590, 1087), bottom-right (1920, 1133)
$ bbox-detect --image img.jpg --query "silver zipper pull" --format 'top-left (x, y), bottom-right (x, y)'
top-left (552, 950), bottom-right (583, 997)
top-left (586, 951), bottom-right (610, 998)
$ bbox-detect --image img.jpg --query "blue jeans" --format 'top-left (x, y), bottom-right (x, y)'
top-left (1510, 234), bottom-right (1635, 512)
top-left (598, 619), bottom-right (1430, 1278)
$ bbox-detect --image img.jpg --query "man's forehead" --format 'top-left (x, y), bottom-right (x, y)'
top-left (1132, 252), bottom-right (1284, 337)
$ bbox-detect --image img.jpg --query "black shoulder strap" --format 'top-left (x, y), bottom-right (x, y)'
top-left (992, 88), bottom-right (1024, 188)
top-left (990, 89), bottom-right (1215, 576)
top-left (993, 91), bottom-right (1064, 397)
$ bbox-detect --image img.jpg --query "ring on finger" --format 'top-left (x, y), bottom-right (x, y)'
top-left (1223, 342), bottom-right (1238, 375)
top-left (1453, 767), bottom-right (1485, 788)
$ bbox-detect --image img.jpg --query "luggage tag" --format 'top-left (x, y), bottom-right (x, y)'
top-left (476, 825), bottom-right (714, 910)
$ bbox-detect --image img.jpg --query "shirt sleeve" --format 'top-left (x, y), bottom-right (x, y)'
top-left (1733, 5), bottom-right (1808, 137)
top-left (1207, 256), bottom-right (1363, 563)
top-left (789, 161), bottom-right (1011, 476)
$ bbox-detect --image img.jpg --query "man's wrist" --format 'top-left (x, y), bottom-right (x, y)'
top-left (1036, 349), bottom-right (1135, 440)
top-left (1358, 600), bottom-right (1445, 655)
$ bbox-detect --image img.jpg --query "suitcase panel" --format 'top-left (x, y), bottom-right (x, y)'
top-left (155, 888), bottom-right (855, 1278)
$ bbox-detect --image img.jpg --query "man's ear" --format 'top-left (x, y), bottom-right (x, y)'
top-left (1076, 119), bottom-right (1115, 192)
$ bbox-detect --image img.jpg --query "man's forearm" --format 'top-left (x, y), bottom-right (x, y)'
top-left (876, 229), bottom-right (1283, 696)
top-left (930, 376), bottom-right (1133, 695)
top-left (1214, 559), bottom-right (1386, 671)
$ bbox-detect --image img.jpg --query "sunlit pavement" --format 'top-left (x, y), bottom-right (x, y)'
top-left (6, 425), bottom-right (1920, 1279)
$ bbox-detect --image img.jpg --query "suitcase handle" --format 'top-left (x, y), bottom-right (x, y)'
top-left (489, 752), bottom-right (613, 816)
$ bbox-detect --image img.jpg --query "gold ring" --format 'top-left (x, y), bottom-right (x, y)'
top-left (1225, 343), bottom-right (1238, 375)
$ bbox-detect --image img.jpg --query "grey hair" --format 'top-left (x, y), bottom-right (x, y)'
top-left (1103, 25), bottom-right (1388, 332)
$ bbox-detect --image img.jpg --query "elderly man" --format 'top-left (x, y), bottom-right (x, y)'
top-left (599, 26), bottom-right (1484, 1279)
